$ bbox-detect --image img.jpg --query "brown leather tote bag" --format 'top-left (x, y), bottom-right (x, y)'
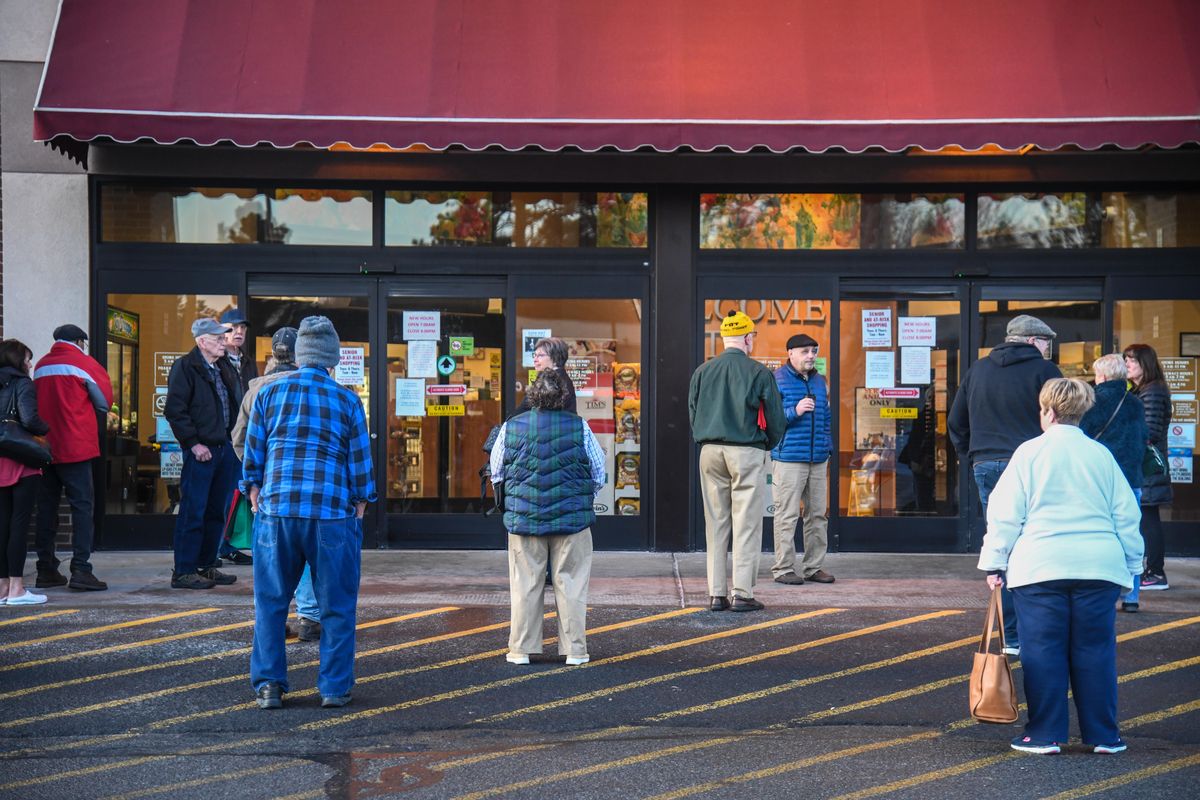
top-left (968, 585), bottom-right (1019, 724)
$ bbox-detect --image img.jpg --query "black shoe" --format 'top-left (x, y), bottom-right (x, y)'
top-left (709, 596), bottom-right (730, 611)
top-left (285, 622), bottom-right (297, 638)
top-left (68, 571), bottom-right (108, 591)
top-left (774, 572), bottom-right (805, 585)
top-left (171, 571), bottom-right (216, 590)
top-left (35, 569), bottom-right (68, 588)
top-left (321, 694), bottom-right (352, 708)
top-left (222, 550), bottom-right (253, 566)
top-left (1121, 602), bottom-right (1139, 613)
top-left (297, 617), bottom-right (322, 642)
top-left (731, 596), bottom-right (765, 612)
top-left (198, 567), bottom-right (237, 585)
top-left (256, 682), bottom-right (284, 709)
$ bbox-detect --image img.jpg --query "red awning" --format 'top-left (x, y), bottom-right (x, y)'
top-left (34, 0), bottom-right (1200, 154)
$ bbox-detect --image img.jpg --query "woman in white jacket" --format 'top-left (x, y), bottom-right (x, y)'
top-left (978, 378), bottom-right (1143, 756)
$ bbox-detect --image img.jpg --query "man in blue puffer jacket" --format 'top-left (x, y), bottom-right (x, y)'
top-left (770, 334), bottom-right (835, 585)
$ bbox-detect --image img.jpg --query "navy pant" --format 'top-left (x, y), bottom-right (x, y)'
top-left (250, 513), bottom-right (361, 698)
top-left (1013, 580), bottom-right (1122, 745)
top-left (973, 459), bottom-right (1019, 646)
top-left (173, 442), bottom-right (239, 575)
top-left (34, 460), bottom-right (96, 574)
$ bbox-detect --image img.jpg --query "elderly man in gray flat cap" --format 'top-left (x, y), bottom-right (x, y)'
top-left (949, 313), bottom-right (1063, 655)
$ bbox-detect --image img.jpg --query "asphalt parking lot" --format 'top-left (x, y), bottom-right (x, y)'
top-left (0, 551), bottom-right (1197, 799)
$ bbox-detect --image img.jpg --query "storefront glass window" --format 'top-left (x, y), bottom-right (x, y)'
top-left (267, 189), bottom-right (373, 245)
top-left (100, 186), bottom-right (266, 243)
top-left (103, 293), bottom-right (237, 515)
top-left (975, 299), bottom-right (1102, 380)
top-left (384, 191), bottom-right (493, 246)
top-left (700, 194), bottom-right (861, 249)
top-left (515, 299), bottom-right (644, 516)
top-left (861, 194), bottom-right (965, 249)
top-left (838, 297), bottom-right (960, 518)
top-left (1115, 299), bottom-right (1200, 522)
top-left (1100, 193), bottom-right (1200, 248)
top-left (977, 192), bottom-right (1098, 248)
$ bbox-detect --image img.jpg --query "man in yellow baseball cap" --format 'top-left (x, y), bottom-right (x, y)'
top-left (688, 309), bottom-right (786, 612)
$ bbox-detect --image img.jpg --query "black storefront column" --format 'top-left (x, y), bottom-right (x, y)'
top-left (651, 188), bottom-right (696, 551)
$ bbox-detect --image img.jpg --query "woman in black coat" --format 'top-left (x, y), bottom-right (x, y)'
top-left (0, 339), bottom-right (51, 606)
top-left (1123, 344), bottom-right (1173, 591)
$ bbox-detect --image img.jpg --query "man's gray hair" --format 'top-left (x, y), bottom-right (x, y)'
top-left (526, 367), bottom-right (571, 410)
top-left (535, 337), bottom-right (569, 369)
top-left (1092, 353), bottom-right (1127, 382)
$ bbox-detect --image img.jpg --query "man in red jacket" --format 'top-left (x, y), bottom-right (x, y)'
top-left (33, 324), bottom-right (114, 591)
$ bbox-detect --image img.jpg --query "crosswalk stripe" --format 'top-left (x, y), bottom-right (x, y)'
top-left (99, 759), bottom-right (307, 800)
top-left (0, 609), bottom-right (79, 627)
top-left (0, 608), bottom-right (217, 650)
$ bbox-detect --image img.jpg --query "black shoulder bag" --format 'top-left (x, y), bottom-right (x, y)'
top-left (0, 388), bottom-right (53, 468)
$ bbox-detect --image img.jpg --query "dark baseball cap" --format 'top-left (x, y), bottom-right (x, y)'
top-left (271, 326), bottom-right (299, 359)
top-left (220, 309), bottom-right (249, 326)
top-left (53, 324), bottom-right (88, 342)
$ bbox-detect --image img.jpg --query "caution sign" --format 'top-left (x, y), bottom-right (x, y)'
top-left (880, 407), bottom-right (918, 419)
top-left (426, 403), bottom-right (465, 417)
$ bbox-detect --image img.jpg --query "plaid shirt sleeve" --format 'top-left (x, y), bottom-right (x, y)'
top-left (582, 423), bottom-right (607, 494)
top-left (346, 396), bottom-right (377, 504)
top-left (489, 422), bottom-right (508, 485)
top-left (239, 389), bottom-right (268, 493)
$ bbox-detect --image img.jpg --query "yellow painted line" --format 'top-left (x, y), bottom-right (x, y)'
top-left (829, 753), bottom-right (1014, 800)
top-left (476, 609), bottom-right (957, 724)
top-left (0, 736), bottom-right (271, 792)
top-left (0, 608), bottom-right (217, 650)
top-left (1124, 698), bottom-right (1200, 728)
top-left (0, 732), bottom-right (140, 760)
top-left (299, 606), bottom-right (730, 731)
top-left (643, 732), bottom-right (942, 800)
top-left (1118, 655), bottom-right (1200, 683)
top-left (0, 608), bottom-right (80, 627)
top-left (0, 607), bottom-right (456, 730)
top-left (1040, 752), bottom-right (1200, 800)
top-left (272, 791), bottom-right (326, 800)
top-left (797, 674), bottom-right (969, 724)
top-left (100, 759), bottom-right (308, 800)
top-left (1116, 615), bottom-right (1200, 641)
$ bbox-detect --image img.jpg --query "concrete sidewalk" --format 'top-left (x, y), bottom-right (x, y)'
top-left (24, 550), bottom-right (1200, 613)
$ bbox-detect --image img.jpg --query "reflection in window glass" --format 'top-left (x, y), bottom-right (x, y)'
top-left (861, 194), bottom-right (965, 249)
top-left (497, 193), bottom-right (583, 247)
top-left (596, 193), bottom-right (649, 247)
top-left (977, 192), bottom-right (1098, 248)
top-left (384, 191), bottom-right (492, 246)
top-left (699, 194), bottom-right (861, 249)
top-left (976, 299), bottom-right (1102, 380)
top-left (100, 186), bottom-right (265, 243)
top-left (268, 189), bottom-right (373, 245)
top-left (1116, 299), bottom-right (1200, 522)
top-left (1101, 193), bottom-right (1200, 248)
top-left (515, 299), bottom-right (643, 516)
top-left (104, 293), bottom-right (237, 516)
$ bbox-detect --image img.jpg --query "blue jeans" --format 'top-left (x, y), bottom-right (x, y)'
top-left (973, 459), bottom-right (1019, 646)
top-left (295, 565), bottom-right (319, 621)
top-left (173, 442), bottom-right (239, 575)
top-left (250, 513), bottom-right (362, 697)
top-left (1012, 580), bottom-right (1122, 745)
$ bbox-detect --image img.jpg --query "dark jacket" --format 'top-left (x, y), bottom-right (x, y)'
top-left (502, 410), bottom-right (595, 536)
top-left (222, 350), bottom-right (258, 393)
top-left (948, 341), bottom-right (1062, 463)
top-left (689, 349), bottom-right (786, 450)
top-left (515, 366), bottom-right (577, 415)
top-left (771, 364), bottom-right (831, 463)
top-left (0, 366), bottom-right (50, 438)
top-left (164, 348), bottom-right (244, 449)
top-left (1080, 380), bottom-right (1147, 491)
top-left (1135, 380), bottom-right (1173, 506)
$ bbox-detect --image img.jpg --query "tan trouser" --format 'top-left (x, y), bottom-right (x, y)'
top-left (507, 529), bottom-right (592, 658)
top-left (770, 460), bottom-right (829, 578)
top-left (699, 444), bottom-right (767, 599)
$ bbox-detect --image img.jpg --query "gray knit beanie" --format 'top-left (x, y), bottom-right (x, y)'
top-left (295, 316), bottom-right (341, 369)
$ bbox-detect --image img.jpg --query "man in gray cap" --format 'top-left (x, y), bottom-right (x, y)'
top-left (164, 318), bottom-right (244, 589)
top-left (949, 313), bottom-right (1062, 654)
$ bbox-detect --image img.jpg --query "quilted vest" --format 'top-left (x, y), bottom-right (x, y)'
top-left (502, 410), bottom-right (596, 536)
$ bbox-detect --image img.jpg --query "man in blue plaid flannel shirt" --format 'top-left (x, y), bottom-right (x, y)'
top-left (242, 315), bottom-right (376, 709)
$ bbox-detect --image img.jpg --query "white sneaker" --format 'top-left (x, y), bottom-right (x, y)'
top-left (7, 590), bottom-right (48, 606)
top-left (505, 653), bottom-right (530, 665)
top-left (565, 655), bottom-right (590, 666)
top-left (1002, 646), bottom-right (1020, 657)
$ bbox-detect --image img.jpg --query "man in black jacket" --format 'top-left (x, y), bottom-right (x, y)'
top-left (164, 318), bottom-right (244, 589)
top-left (949, 314), bottom-right (1062, 653)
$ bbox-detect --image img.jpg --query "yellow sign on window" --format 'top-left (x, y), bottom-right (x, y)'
top-left (880, 407), bottom-right (918, 419)
top-left (426, 404), bottom-right (465, 417)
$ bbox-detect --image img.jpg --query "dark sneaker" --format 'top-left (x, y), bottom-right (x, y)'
top-left (68, 571), bottom-right (108, 591)
top-left (222, 550), bottom-right (253, 566)
top-left (774, 572), bottom-right (805, 585)
top-left (35, 569), bottom-right (67, 589)
top-left (256, 682), bottom-right (283, 709)
top-left (321, 694), bottom-right (352, 708)
top-left (1093, 740), bottom-right (1127, 754)
top-left (1121, 602), bottom-right (1139, 613)
top-left (1140, 573), bottom-right (1169, 591)
top-left (198, 567), bottom-right (237, 586)
top-left (806, 570), bottom-right (836, 584)
top-left (731, 596), bottom-right (765, 612)
top-left (171, 571), bottom-right (216, 590)
top-left (1011, 736), bottom-right (1061, 755)
top-left (709, 596), bottom-right (730, 611)
top-left (297, 617), bottom-right (322, 642)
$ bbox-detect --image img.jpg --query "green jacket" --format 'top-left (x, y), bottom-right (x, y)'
top-left (688, 349), bottom-right (786, 450)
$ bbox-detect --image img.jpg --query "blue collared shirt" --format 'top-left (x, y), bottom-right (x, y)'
top-left (241, 367), bottom-right (377, 519)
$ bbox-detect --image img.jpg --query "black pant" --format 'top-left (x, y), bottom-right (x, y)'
top-left (1140, 504), bottom-right (1165, 575)
top-left (0, 475), bottom-right (39, 578)
top-left (35, 460), bottom-right (96, 575)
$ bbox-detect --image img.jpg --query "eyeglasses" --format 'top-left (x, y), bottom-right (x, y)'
top-left (533, 350), bottom-right (549, 360)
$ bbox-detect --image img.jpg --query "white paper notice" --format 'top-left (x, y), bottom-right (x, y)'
top-left (862, 309), bottom-right (892, 347)
top-left (900, 346), bottom-right (932, 384)
top-left (408, 340), bottom-right (438, 378)
top-left (898, 317), bottom-right (936, 347)
top-left (865, 351), bottom-right (894, 389)
top-left (402, 311), bottom-right (441, 341)
top-left (335, 347), bottom-right (364, 385)
top-left (394, 378), bottom-right (426, 417)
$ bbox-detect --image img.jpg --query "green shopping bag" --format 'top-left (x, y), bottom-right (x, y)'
top-left (223, 489), bottom-right (255, 551)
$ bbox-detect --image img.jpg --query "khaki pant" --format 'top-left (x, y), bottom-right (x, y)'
top-left (699, 444), bottom-right (768, 599)
top-left (770, 460), bottom-right (829, 578)
top-left (507, 529), bottom-right (592, 658)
